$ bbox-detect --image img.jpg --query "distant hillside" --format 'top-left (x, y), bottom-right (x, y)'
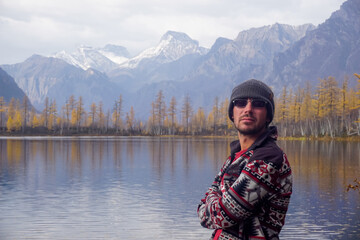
top-left (1, 0), bottom-right (359, 120)
top-left (0, 67), bottom-right (28, 103)
top-left (1, 55), bottom-right (125, 111)
top-left (53, 44), bottom-right (131, 72)
top-left (266, 0), bottom-right (360, 89)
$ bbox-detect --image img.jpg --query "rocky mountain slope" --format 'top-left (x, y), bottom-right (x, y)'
top-left (0, 67), bottom-right (27, 103)
top-left (1, 55), bottom-right (123, 111)
top-left (1, 0), bottom-right (358, 119)
top-left (266, 0), bottom-right (360, 88)
top-left (53, 44), bottom-right (130, 73)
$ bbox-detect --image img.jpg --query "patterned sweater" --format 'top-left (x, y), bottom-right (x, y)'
top-left (198, 126), bottom-right (292, 240)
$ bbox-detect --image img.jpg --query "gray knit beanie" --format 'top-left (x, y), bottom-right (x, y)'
top-left (228, 79), bottom-right (275, 123)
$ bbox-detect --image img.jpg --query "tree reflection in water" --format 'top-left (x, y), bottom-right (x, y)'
top-left (0, 137), bottom-right (359, 240)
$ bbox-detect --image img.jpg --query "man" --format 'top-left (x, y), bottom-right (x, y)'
top-left (198, 79), bottom-right (292, 240)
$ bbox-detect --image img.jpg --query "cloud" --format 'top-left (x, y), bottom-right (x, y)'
top-left (0, 0), bottom-right (346, 64)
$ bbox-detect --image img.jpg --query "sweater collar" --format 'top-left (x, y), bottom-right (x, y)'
top-left (230, 126), bottom-right (278, 156)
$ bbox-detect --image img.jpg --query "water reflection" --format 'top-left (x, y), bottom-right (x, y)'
top-left (0, 137), bottom-right (359, 240)
top-left (278, 140), bottom-right (360, 240)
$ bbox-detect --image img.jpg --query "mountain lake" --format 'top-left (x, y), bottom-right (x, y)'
top-left (0, 136), bottom-right (359, 240)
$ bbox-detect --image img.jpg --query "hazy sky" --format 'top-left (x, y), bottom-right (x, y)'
top-left (0, 0), bottom-right (346, 65)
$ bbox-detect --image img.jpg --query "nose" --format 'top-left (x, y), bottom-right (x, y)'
top-left (243, 99), bottom-right (253, 112)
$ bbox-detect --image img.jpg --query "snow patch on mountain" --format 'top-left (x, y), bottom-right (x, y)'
top-left (53, 45), bottom-right (130, 72)
top-left (99, 44), bottom-right (131, 64)
top-left (53, 50), bottom-right (87, 70)
top-left (119, 31), bottom-right (209, 68)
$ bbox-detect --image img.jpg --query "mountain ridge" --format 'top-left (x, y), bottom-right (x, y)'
top-left (1, 55), bottom-right (125, 111)
top-left (266, 0), bottom-right (360, 88)
top-left (0, 67), bottom-right (28, 103)
top-left (1, 0), bottom-right (358, 120)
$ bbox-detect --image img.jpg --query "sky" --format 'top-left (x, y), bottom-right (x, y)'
top-left (0, 0), bottom-right (346, 65)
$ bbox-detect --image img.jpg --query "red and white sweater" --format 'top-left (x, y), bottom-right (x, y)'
top-left (198, 126), bottom-right (292, 240)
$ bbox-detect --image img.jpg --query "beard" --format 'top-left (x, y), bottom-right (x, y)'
top-left (236, 125), bottom-right (266, 135)
top-left (234, 115), bottom-right (267, 136)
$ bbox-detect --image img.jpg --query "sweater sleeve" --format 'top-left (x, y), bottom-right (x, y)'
top-left (197, 158), bottom-right (280, 230)
top-left (197, 157), bottom-right (231, 228)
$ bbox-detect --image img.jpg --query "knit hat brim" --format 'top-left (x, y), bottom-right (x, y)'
top-left (228, 79), bottom-right (274, 123)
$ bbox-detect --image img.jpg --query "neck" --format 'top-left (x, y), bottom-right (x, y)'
top-left (238, 128), bottom-right (266, 150)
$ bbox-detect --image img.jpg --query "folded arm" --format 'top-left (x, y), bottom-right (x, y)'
top-left (198, 159), bottom-right (278, 229)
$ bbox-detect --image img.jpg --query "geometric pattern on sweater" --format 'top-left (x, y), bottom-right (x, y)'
top-left (198, 127), bottom-right (292, 240)
top-left (218, 230), bottom-right (241, 240)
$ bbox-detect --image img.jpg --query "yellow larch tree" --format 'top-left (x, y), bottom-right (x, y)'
top-left (21, 96), bottom-right (30, 131)
top-left (287, 89), bottom-right (296, 123)
top-left (75, 96), bottom-right (84, 130)
top-left (89, 102), bottom-right (97, 128)
top-left (32, 114), bottom-right (40, 128)
top-left (42, 97), bottom-right (49, 128)
top-left (0, 96), bottom-right (5, 129)
top-left (112, 95), bottom-right (123, 132)
top-left (300, 81), bottom-right (315, 136)
top-left (126, 106), bottom-right (135, 133)
top-left (217, 98), bottom-right (231, 131)
top-left (277, 86), bottom-right (288, 123)
top-left (168, 96), bottom-right (177, 135)
top-left (64, 95), bottom-right (76, 129)
top-left (97, 101), bottom-right (105, 131)
top-left (70, 108), bottom-right (78, 127)
top-left (300, 82), bottom-right (313, 122)
top-left (326, 76), bottom-right (339, 117)
top-left (338, 78), bottom-right (351, 133)
top-left (154, 90), bottom-right (166, 134)
top-left (315, 78), bottom-right (327, 119)
top-left (206, 111), bottom-right (214, 132)
top-left (353, 74), bottom-right (360, 132)
top-left (48, 100), bottom-right (57, 130)
top-left (7, 116), bottom-right (14, 132)
top-left (7, 98), bottom-right (16, 121)
top-left (13, 110), bottom-right (22, 131)
top-left (210, 97), bottom-right (220, 133)
top-left (193, 107), bottom-right (206, 134)
top-left (220, 98), bottom-right (233, 133)
top-left (181, 94), bottom-right (193, 134)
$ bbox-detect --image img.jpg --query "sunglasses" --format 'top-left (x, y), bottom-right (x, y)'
top-left (233, 98), bottom-right (267, 108)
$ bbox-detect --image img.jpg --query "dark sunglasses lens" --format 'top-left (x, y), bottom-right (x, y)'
top-left (252, 100), bottom-right (266, 108)
top-left (233, 99), bottom-right (247, 108)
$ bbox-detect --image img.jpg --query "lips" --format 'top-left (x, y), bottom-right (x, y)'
top-left (240, 115), bottom-right (256, 122)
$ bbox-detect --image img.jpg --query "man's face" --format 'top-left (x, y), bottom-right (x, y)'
top-left (232, 98), bottom-right (269, 136)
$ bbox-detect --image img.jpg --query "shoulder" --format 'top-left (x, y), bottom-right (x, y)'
top-left (250, 140), bottom-right (284, 169)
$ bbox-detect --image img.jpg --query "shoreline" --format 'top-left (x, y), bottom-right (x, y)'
top-left (0, 133), bottom-right (359, 141)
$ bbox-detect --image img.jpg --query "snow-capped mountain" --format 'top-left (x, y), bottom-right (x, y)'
top-left (179, 23), bottom-right (315, 88)
top-left (99, 44), bottom-right (131, 64)
top-left (53, 44), bottom-right (130, 72)
top-left (126, 23), bottom-right (316, 119)
top-left (1, 55), bottom-right (124, 111)
top-left (119, 31), bottom-right (208, 69)
top-left (1, 0), bottom-right (359, 120)
top-left (107, 31), bottom-right (209, 91)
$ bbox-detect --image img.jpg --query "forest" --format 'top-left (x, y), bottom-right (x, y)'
top-left (1, 74), bottom-right (359, 138)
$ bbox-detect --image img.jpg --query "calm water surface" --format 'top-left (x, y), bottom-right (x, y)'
top-left (0, 137), bottom-right (359, 240)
